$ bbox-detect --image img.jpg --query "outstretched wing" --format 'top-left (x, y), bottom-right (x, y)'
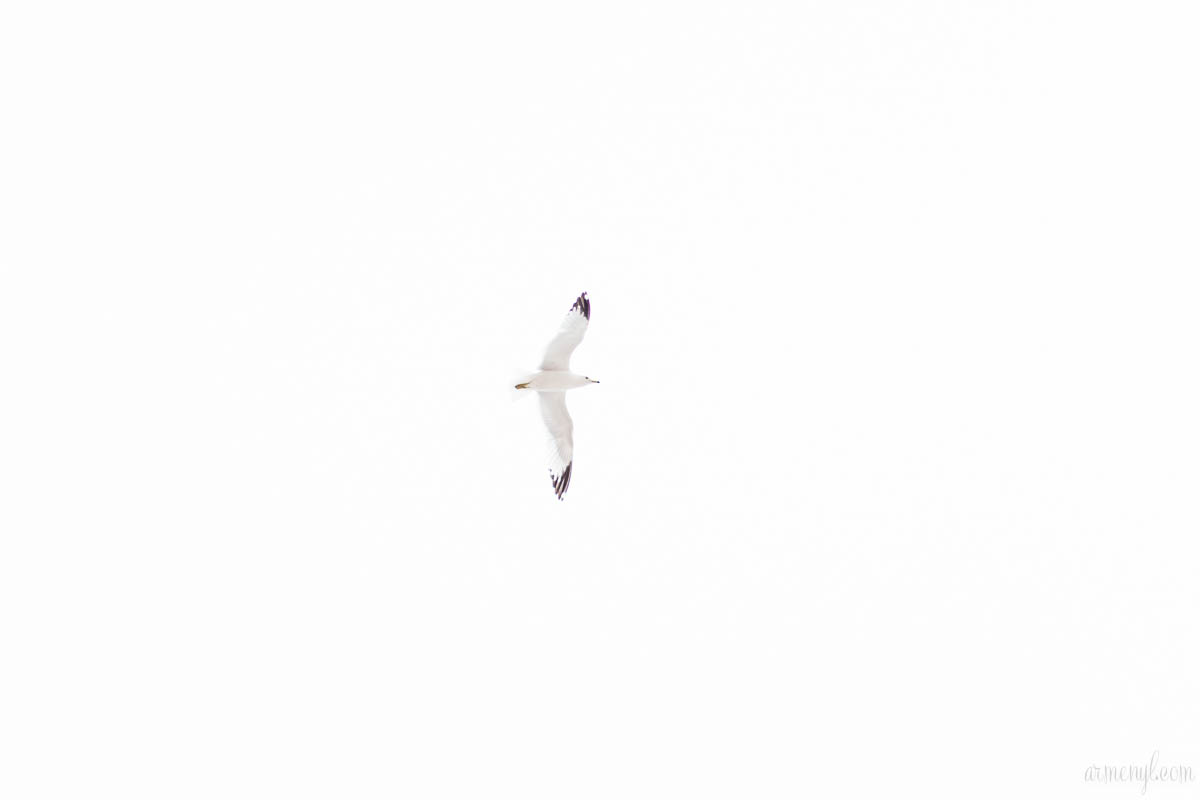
top-left (539, 292), bottom-right (591, 371)
top-left (538, 391), bottom-right (574, 500)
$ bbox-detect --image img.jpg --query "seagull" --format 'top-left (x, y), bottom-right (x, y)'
top-left (514, 292), bottom-right (600, 500)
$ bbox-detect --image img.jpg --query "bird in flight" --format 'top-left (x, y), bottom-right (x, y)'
top-left (514, 292), bottom-right (600, 500)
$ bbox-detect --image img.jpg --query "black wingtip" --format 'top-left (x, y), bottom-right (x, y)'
top-left (572, 292), bottom-right (590, 320)
top-left (549, 462), bottom-right (573, 500)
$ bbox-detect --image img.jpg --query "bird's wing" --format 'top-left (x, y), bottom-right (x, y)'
top-left (538, 391), bottom-right (574, 500)
top-left (539, 292), bottom-right (591, 371)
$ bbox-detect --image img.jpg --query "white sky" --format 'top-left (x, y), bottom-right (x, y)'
top-left (2, 1), bottom-right (1199, 798)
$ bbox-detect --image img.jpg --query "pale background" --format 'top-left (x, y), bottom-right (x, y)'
top-left (2, 1), bottom-right (1198, 798)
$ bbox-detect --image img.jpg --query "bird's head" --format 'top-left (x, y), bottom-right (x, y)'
top-left (586, 377), bottom-right (600, 384)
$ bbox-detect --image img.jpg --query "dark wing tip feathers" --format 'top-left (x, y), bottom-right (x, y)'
top-left (571, 292), bottom-right (590, 320)
top-left (549, 462), bottom-right (573, 500)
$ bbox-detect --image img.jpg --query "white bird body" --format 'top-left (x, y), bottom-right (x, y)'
top-left (521, 370), bottom-right (595, 391)
top-left (514, 292), bottom-right (599, 499)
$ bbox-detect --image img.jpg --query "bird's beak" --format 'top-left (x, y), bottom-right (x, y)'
top-left (588, 379), bottom-right (600, 383)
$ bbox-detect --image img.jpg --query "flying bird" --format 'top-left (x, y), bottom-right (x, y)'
top-left (514, 292), bottom-right (600, 500)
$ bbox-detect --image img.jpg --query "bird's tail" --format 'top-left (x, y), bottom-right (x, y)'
top-left (509, 368), bottom-right (536, 401)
